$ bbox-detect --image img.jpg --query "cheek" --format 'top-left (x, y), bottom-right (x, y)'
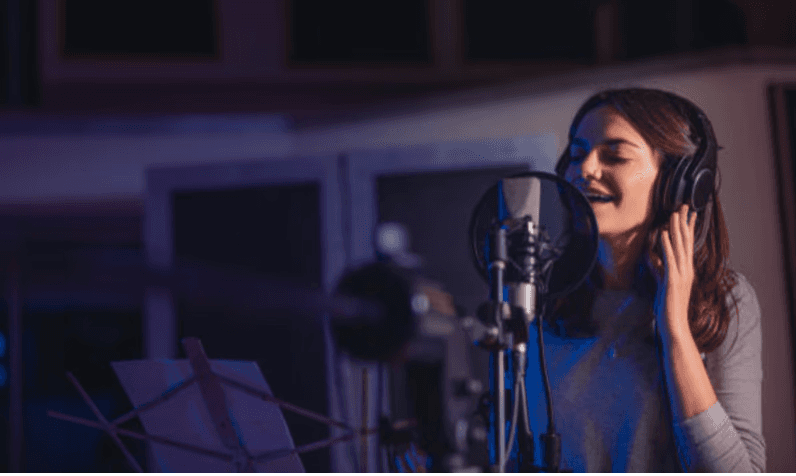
top-left (617, 173), bottom-right (658, 211)
top-left (626, 167), bottom-right (659, 202)
top-left (630, 164), bottom-right (657, 185)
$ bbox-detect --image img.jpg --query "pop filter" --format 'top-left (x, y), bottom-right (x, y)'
top-left (469, 171), bottom-right (599, 302)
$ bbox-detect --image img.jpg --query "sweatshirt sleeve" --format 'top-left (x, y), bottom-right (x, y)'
top-left (672, 273), bottom-right (766, 472)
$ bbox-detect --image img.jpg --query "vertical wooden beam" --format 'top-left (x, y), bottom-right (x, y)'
top-left (594, 0), bottom-right (622, 63)
top-left (768, 84), bottom-right (796, 462)
top-left (735, 0), bottom-right (796, 46)
top-left (143, 172), bottom-right (177, 472)
top-left (673, 0), bottom-right (694, 51)
top-left (431, 0), bottom-right (462, 77)
top-left (144, 173), bottom-right (177, 361)
top-left (5, 0), bottom-right (22, 105)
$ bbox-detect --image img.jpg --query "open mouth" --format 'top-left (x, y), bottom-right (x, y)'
top-left (585, 193), bottom-right (614, 203)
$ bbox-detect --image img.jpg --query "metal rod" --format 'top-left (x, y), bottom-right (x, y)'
top-left (252, 448), bottom-right (294, 465)
top-left (254, 427), bottom-right (379, 465)
top-left (111, 375), bottom-right (197, 426)
top-left (47, 411), bottom-right (233, 461)
top-left (295, 430), bottom-right (376, 456)
top-left (217, 374), bottom-right (353, 431)
top-left (51, 409), bottom-right (382, 468)
top-left (489, 223), bottom-right (509, 472)
top-left (496, 349), bottom-right (506, 472)
top-left (66, 372), bottom-right (144, 473)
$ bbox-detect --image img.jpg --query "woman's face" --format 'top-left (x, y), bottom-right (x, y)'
top-left (564, 106), bottom-right (662, 237)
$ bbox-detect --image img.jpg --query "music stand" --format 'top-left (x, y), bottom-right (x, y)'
top-left (48, 337), bottom-right (373, 472)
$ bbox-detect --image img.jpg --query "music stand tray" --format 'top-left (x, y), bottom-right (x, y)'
top-left (48, 337), bottom-right (362, 472)
top-left (112, 359), bottom-right (303, 471)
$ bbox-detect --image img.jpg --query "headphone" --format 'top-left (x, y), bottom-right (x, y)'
top-left (554, 90), bottom-right (718, 251)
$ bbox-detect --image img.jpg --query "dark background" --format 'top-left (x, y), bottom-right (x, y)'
top-left (2, 0), bottom-right (795, 472)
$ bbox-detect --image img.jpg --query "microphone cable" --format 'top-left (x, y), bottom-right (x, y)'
top-left (503, 357), bottom-right (523, 464)
top-left (501, 261), bottom-right (561, 470)
top-left (536, 266), bottom-right (563, 471)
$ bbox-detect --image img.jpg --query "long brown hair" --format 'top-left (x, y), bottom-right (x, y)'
top-left (551, 88), bottom-right (739, 354)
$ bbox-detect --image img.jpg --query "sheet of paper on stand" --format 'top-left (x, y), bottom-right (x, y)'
top-left (111, 359), bottom-right (304, 472)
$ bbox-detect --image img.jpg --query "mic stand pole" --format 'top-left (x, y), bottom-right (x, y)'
top-left (489, 224), bottom-right (509, 472)
top-left (495, 348), bottom-right (506, 473)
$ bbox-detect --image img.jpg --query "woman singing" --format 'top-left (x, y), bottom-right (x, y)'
top-left (522, 88), bottom-right (765, 471)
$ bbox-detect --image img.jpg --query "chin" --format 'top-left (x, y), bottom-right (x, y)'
top-left (601, 223), bottom-right (650, 240)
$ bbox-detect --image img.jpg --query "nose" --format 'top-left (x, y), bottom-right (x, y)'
top-left (572, 149), bottom-right (602, 182)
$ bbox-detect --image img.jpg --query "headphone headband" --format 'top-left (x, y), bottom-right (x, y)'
top-left (555, 89), bottom-right (718, 250)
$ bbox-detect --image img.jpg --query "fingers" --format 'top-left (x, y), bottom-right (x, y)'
top-left (663, 205), bottom-right (695, 277)
top-left (660, 228), bottom-right (673, 280)
top-left (679, 205), bottom-right (696, 270)
top-left (687, 208), bottom-right (696, 262)
top-left (670, 207), bottom-right (684, 273)
top-left (678, 205), bottom-right (691, 268)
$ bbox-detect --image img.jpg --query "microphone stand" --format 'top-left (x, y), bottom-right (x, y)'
top-left (471, 173), bottom-right (594, 473)
top-left (488, 217), bottom-right (569, 473)
top-left (488, 223), bottom-right (509, 473)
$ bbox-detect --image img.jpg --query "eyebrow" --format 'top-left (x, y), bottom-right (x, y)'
top-left (571, 137), bottom-right (642, 149)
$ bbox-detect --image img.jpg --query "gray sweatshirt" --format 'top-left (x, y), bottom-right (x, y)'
top-left (516, 272), bottom-right (765, 472)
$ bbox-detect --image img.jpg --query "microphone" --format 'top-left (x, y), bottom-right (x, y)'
top-left (501, 175), bottom-right (543, 327)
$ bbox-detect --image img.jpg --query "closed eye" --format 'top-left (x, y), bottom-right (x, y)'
top-left (605, 156), bottom-right (628, 164)
top-left (568, 153), bottom-right (628, 164)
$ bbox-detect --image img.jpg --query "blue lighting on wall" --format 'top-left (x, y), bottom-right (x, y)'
top-left (0, 332), bottom-right (5, 358)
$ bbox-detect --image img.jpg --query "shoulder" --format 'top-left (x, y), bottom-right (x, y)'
top-left (712, 271), bottom-right (762, 367)
top-left (727, 271), bottom-right (758, 305)
top-left (726, 271), bottom-right (761, 331)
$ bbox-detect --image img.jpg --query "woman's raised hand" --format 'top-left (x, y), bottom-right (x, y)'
top-left (651, 204), bottom-right (697, 339)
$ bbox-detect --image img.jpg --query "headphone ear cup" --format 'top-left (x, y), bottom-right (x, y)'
top-left (689, 168), bottom-right (714, 211)
top-left (670, 157), bottom-right (692, 212)
top-left (653, 166), bottom-right (670, 226)
top-left (693, 199), bottom-right (712, 252)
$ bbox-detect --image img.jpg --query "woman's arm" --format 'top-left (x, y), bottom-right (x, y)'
top-left (655, 206), bottom-right (765, 471)
top-left (667, 274), bottom-right (765, 472)
top-left (659, 318), bottom-right (717, 421)
top-left (655, 205), bottom-right (716, 422)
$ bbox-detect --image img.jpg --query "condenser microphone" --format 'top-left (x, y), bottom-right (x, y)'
top-left (501, 175), bottom-right (543, 324)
